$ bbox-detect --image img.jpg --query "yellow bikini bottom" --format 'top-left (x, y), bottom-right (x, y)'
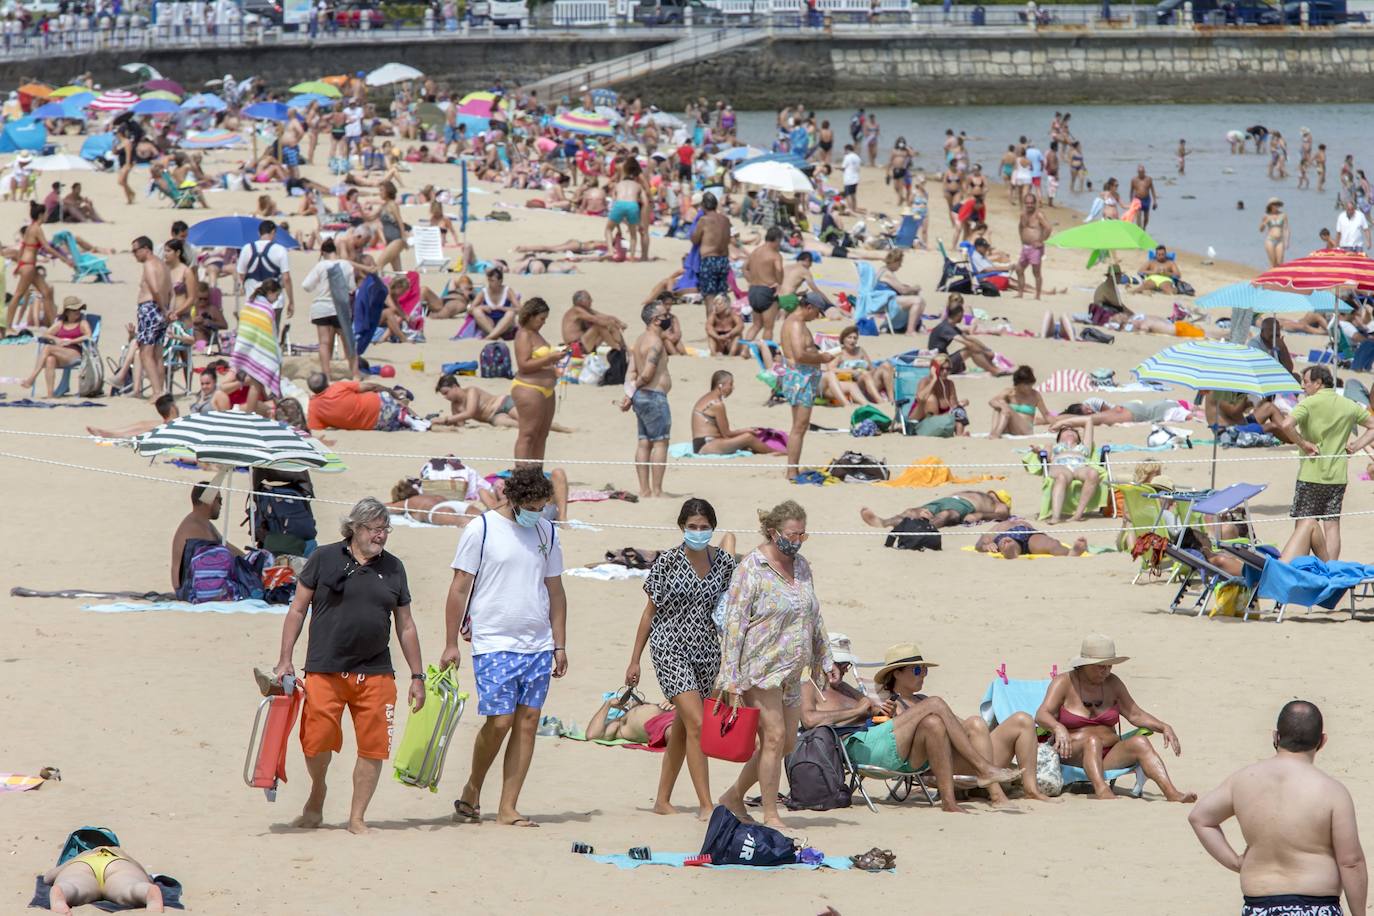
top-left (72, 848), bottom-right (125, 892)
top-left (511, 378), bottom-right (554, 398)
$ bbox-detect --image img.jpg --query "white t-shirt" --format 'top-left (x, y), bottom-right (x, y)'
top-left (236, 239), bottom-right (291, 302)
top-left (344, 104), bottom-right (364, 139)
top-left (1336, 210), bottom-right (1369, 248)
top-left (452, 510), bottom-right (564, 655)
top-left (842, 152), bottom-right (862, 187)
top-left (301, 258), bottom-right (354, 322)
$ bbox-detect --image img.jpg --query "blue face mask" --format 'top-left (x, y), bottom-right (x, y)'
top-left (683, 529), bottom-right (713, 551)
top-left (515, 507), bottom-right (543, 528)
top-left (774, 534), bottom-right (803, 558)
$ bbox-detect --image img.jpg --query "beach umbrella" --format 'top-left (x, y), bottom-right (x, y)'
top-left (1196, 282), bottom-right (1345, 314)
top-left (80, 133), bottom-right (115, 160)
top-left (366, 63), bottom-right (423, 87)
top-left (593, 105), bottom-right (623, 125)
top-left (90, 90), bottom-right (139, 112)
top-left (143, 78), bottom-right (184, 96)
top-left (17, 82), bottom-right (51, 98)
top-left (179, 129), bottom-right (244, 150)
top-left (131, 98), bottom-right (180, 117)
top-left (732, 159), bottom-right (814, 194)
top-left (321, 74), bottom-right (350, 87)
top-left (287, 93), bottom-right (334, 109)
top-left (30, 153), bottom-right (96, 171)
top-left (645, 110), bottom-right (682, 129)
top-left (30, 99), bottom-right (87, 120)
top-left (1251, 249), bottom-right (1374, 294)
top-left (451, 113), bottom-right (490, 135)
top-left (739, 151), bottom-right (810, 170)
top-left (1134, 340), bottom-right (1301, 487)
top-left (140, 90), bottom-right (182, 103)
top-left (49, 84), bottom-right (91, 98)
top-left (131, 411), bottom-right (334, 470)
top-left (456, 99), bottom-right (494, 118)
top-left (120, 62), bottom-right (163, 80)
top-left (552, 109), bottom-right (614, 136)
top-left (289, 80), bottom-right (342, 99)
top-left (181, 93), bottom-right (227, 112)
top-left (186, 215), bottom-right (299, 249)
top-left (717, 145), bottom-right (767, 162)
top-left (1047, 219), bottom-right (1158, 252)
top-left (243, 101), bottom-right (290, 123)
top-left (590, 88), bottom-right (618, 105)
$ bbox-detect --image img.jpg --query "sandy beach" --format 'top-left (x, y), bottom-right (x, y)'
top-left (4, 125), bottom-right (1371, 916)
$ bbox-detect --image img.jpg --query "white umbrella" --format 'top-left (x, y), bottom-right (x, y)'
top-left (30, 154), bottom-right (96, 171)
top-left (646, 110), bottom-right (683, 129)
top-left (366, 63), bottom-right (424, 87)
top-left (732, 159), bottom-right (813, 194)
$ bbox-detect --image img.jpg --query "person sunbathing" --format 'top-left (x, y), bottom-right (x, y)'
top-left (705, 296), bottom-right (744, 356)
top-left (515, 238), bottom-right (611, 256)
top-left (861, 489), bottom-right (1013, 531)
top-left (1134, 245), bottom-right (1182, 293)
top-left (1202, 390), bottom-right (1294, 442)
top-left (974, 519), bottom-right (1088, 558)
top-left (86, 393), bottom-right (179, 439)
top-left (385, 477), bottom-right (491, 526)
top-left (585, 687), bottom-right (675, 744)
top-left (561, 289), bottom-right (627, 352)
top-left (910, 354), bottom-right (969, 435)
top-left (827, 325), bottom-right (895, 404)
top-left (690, 370), bottom-right (779, 455)
top-left (989, 365), bottom-right (1053, 437)
top-left (41, 845), bottom-right (164, 914)
top-left (433, 373), bottom-right (573, 433)
top-left (1050, 397), bottom-right (1198, 430)
top-left (1035, 635), bottom-right (1195, 802)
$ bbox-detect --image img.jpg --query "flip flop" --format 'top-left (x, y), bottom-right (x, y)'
top-left (452, 799), bottom-right (480, 823)
top-left (503, 817), bottom-right (539, 827)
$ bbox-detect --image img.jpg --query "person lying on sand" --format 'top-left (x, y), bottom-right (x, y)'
top-left (585, 687), bottom-right (674, 744)
top-left (1049, 397), bottom-right (1199, 430)
top-left (974, 519), bottom-right (1088, 558)
top-left (42, 846), bottom-right (164, 913)
top-left (86, 393), bottom-right (178, 439)
top-left (860, 489), bottom-right (1012, 531)
top-left (432, 374), bottom-right (574, 433)
top-left (386, 477), bottom-right (497, 526)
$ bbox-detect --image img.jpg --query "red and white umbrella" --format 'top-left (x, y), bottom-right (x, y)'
top-left (1251, 248), bottom-right (1374, 294)
top-left (89, 90), bottom-right (138, 112)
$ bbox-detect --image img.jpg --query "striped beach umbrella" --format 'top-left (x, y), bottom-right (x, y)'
top-left (1134, 340), bottom-right (1299, 397)
top-left (1252, 249), bottom-right (1374, 294)
top-left (179, 129), bottom-right (243, 150)
top-left (131, 411), bottom-right (335, 471)
top-left (90, 90), bottom-right (138, 112)
top-left (1196, 282), bottom-right (1344, 314)
top-left (552, 109), bottom-right (613, 136)
top-left (181, 93), bottom-right (227, 112)
top-left (131, 98), bottom-right (180, 117)
top-left (140, 90), bottom-right (182, 103)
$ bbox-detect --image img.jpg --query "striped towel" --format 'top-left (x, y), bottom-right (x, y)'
top-left (1038, 369), bottom-right (1094, 393)
top-left (230, 298), bottom-right (281, 398)
top-left (0, 774), bottom-right (44, 792)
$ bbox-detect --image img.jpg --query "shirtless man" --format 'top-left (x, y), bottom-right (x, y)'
top-left (1015, 195), bottom-right (1052, 300)
top-left (516, 239), bottom-right (609, 256)
top-left (860, 489), bottom-right (1013, 531)
top-left (779, 296), bottom-right (835, 480)
top-left (132, 236), bottom-right (172, 399)
top-left (434, 374), bottom-right (520, 429)
top-left (561, 289), bottom-right (627, 352)
top-left (690, 192), bottom-right (732, 301)
top-left (975, 519), bottom-right (1088, 558)
top-left (777, 251), bottom-right (835, 316)
top-left (1129, 164), bottom-right (1158, 230)
top-left (1190, 701), bottom-right (1366, 916)
top-left (579, 180), bottom-right (607, 217)
top-left (170, 482), bottom-right (240, 592)
top-left (280, 112), bottom-right (306, 178)
top-left (743, 227), bottom-right (784, 342)
top-left (1138, 245), bottom-right (1182, 293)
top-left (620, 302), bottom-right (674, 498)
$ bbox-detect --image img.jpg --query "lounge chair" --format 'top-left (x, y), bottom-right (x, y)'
top-left (891, 361), bottom-right (930, 434)
top-left (1162, 542), bottom-right (1255, 617)
top-left (979, 677), bottom-right (1147, 798)
top-left (30, 312), bottom-right (101, 398)
top-left (409, 224), bottom-right (449, 272)
top-left (1024, 446), bottom-right (1110, 523)
top-left (826, 723), bottom-right (953, 812)
top-left (154, 171), bottom-right (198, 209)
top-left (853, 261), bottom-right (897, 334)
top-left (890, 215), bottom-right (920, 250)
top-left (48, 230), bottom-right (111, 283)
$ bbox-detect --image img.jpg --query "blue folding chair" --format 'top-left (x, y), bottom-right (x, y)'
top-left (49, 230), bottom-right (111, 283)
top-left (854, 261), bottom-right (898, 333)
top-left (31, 313), bottom-right (101, 398)
top-left (891, 215), bottom-right (920, 249)
top-left (979, 677), bottom-right (1147, 798)
top-left (892, 362), bottom-right (929, 434)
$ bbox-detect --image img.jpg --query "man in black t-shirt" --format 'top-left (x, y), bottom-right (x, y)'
top-left (926, 297), bottom-right (1004, 376)
top-left (273, 497), bottom-right (426, 834)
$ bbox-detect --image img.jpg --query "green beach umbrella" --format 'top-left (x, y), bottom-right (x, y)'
top-left (289, 81), bottom-right (342, 99)
top-left (1047, 220), bottom-right (1158, 269)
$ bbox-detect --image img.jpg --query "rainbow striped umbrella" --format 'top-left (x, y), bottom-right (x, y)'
top-left (552, 109), bottom-right (613, 137)
top-left (1134, 340), bottom-right (1299, 397)
top-left (90, 90), bottom-right (138, 112)
top-left (1252, 249), bottom-right (1374, 294)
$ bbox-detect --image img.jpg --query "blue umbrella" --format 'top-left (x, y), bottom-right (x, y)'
top-left (716, 145), bottom-right (766, 162)
top-left (243, 101), bottom-right (289, 123)
top-left (80, 133), bottom-right (114, 160)
top-left (186, 216), bottom-right (299, 250)
top-left (63, 92), bottom-right (95, 109)
top-left (131, 98), bottom-right (180, 116)
top-left (181, 93), bottom-right (226, 112)
top-left (1196, 282), bottom-right (1347, 313)
top-left (31, 100), bottom-right (86, 120)
top-left (452, 113), bottom-right (489, 135)
top-left (741, 151), bottom-right (811, 171)
top-left (287, 93), bottom-right (333, 109)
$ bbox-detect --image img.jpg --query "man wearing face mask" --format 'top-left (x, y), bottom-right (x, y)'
top-left (621, 301), bottom-right (675, 499)
top-left (441, 466), bottom-right (567, 828)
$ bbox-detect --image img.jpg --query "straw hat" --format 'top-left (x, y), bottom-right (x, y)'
top-left (1150, 474), bottom-right (1176, 492)
top-left (827, 633), bottom-right (858, 667)
top-left (1069, 634), bottom-right (1129, 669)
top-left (60, 295), bottom-right (86, 313)
top-left (871, 643), bottom-right (939, 686)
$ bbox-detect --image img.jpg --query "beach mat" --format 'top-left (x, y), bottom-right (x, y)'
top-left (29, 874), bottom-right (185, 911)
top-left (960, 545), bottom-right (1117, 559)
top-left (583, 852), bottom-right (866, 871)
top-left (669, 442), bottom-right (752, 459)
top-left (0, 398), bottom-right (105, 408)
top-left (565, 564), bottom-right (649, 581)
top-left (82, 599), bottom-right (288, 615)
top-left (1, 774), bottom-right (47, 792)
top-left (12, 587), bottom-right (175, 601)
top-left (877, 457), bottom-right (1003, 489)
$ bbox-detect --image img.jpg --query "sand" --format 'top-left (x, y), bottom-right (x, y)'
top-left (3, 130), bottom-right (1370, 916)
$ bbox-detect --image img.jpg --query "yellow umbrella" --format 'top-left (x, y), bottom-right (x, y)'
top-left (140, 90), bottom-right (182, 102)
top-left (50, 85), bottom-right (91, 98)
top-left (289, 81), bottom-right (342, 99)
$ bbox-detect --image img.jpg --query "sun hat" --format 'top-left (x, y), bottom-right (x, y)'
top-left (1150, 474), bottom-right (1176, 492)
top-left (1069, 634), bottom-right (1129, 669)
top-left (16, 151), bottom-right (32, 165)
top-left (827, 633), bottom-right (858, 667)
top-left (871, 643), bottom-right (939, 686)
top-left (992, 489), bottom-right (1012, 507)
top-left (60, 295), bottom-right (86, 313)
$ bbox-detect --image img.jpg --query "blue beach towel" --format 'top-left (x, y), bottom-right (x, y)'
top-left (30, 874), bottom-right (185, 911)
top-left (1254, 556), bottom-right (1374, 610)
top-left (668, 442), bottom-right (751, 459)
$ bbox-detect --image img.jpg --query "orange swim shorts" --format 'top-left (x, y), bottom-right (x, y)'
top-left (300, 671), bottom-right (397, 760)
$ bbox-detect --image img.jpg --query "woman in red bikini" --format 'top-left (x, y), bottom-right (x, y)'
top-left (4, 201), bottom-right (65, 336)
top-left (20, 295), bottom-right (92, 396)
top-left (1036, 634), bottom-right (1196, 803)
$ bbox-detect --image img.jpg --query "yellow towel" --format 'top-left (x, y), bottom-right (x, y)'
top-left (959, 546), bottom-right (1090, 560)
top-left (876, 457), bottom-right (1003, 489)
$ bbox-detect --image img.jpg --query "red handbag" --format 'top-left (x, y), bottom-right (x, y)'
top-left (700, 697), bottom-right (760, 763)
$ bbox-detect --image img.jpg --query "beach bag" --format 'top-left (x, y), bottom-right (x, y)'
top-left (578, 352), bottom-right (608, 385)
top-left (701, 697), bottom-right (759, 763)
top-left (885, 516), bottom-right (942, 551)
top-left (184, 545), bottom-right (236, 603)
top-left (1035, 743), bottom-right (1065, 797)
top-left (230, 549), bottom-right (271, 600)
top-left (827, 450), bottom-right (889, 482)
top-left (850, 404), bottom-right (892, 433)
top-left (756, 427), bottom-right (788, 452)
top-left (76, 341), bottom-right (104, 398)
top-left (254, 482), bottom-right (317, 556)
top-left (700, 805), bottom-right (798, 866)
top-left (479, 341), bottom-right (513, 379)
top-left (784, 726), bottom-right (852, 811)
top-left (57, 827), bottom-right (121, 866)
top-left (600, 348), bottom-right (628, 386)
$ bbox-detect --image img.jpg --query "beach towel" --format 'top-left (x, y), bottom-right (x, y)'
top-left (1038, 369), bottom-right (1094, 393)
top-left (876, 457), bottom-right (1003, 489)
top-left (352, 273), bottom-right (388, 356)
top-left (668, 442), bottom-right (752, 459)
top-left (1254, 556), bottom-right (1374, 610)
top-left (81, 599), bottom-right (288, 615)
top-left (565, 564), bottom-right (649, 581)
top-left (29, 874), bottom-right (185, 912)
top-left (675, 214), bottom-right (703, 291)
top-left (582, 852), bottom-right (864, 871)
top-left (0, 399), bottom-right (105, 408)
top-left (1, 774), bottom-right (46, 792)
top-left (325, 262), bottom-right (357, 364)
top-left (11, 587), bottom-right (176, 601)
top-left (959, 545), bottom-right (1117, 558)
top-left (229, 298), bottom-right (281, 397)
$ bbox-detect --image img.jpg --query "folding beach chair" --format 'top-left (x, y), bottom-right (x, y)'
top-left (827, 724), bottom-right (939, 812)
top-left (890, 215), bottom-right (920, 250)
top-left (853, 261), bottom-right (896, 334)
top-left (980, 677), bottom-right (1147, 798)
top-left (891, 362), bottom-right (929, 435)
top-left (1025, 446), bottom-right (1110, 523)
top-left (409, 224), bottom-right (449, 272)
top-left (1162, 543), bottom-right (1255, 617)
top-left (30, 313), bottom-right (101, 398)
top-left (154, 171), bottom-right (198, 209)
top-left (1220, 543), bottom-right (1374, 623)
top-left (49, 230), bottom-right (111, 283)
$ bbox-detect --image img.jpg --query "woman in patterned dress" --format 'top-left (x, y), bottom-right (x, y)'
top-left (717, 500), bottom-right (838, 830)
top-left (625, 498), bottom-right (737, 820)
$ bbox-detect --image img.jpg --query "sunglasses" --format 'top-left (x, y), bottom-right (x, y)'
top-left (911, 665), bottom-right (926, 677)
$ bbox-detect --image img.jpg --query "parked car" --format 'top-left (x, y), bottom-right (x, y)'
top-left (634, 0), bottom-right (723, 24)
top-left (1276, 0), bottom-right (1366, 23)
top-left (334, 0), bottom-right (385, 28)
top-left (239, 0), bottom-right (285, 26)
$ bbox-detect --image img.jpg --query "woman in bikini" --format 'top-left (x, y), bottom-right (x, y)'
top-left (988, 365), bottom-right (1052, 438)
top-left (428, 199), bottom-right (458, 245)
top-left (472, 265), bottom-right (521, 340)
top-left (1259, 199), bottom-right (1290, 267)
top-left (163, 239), bottom-right (201, 323)
top-left (510, 297), bottom-right (566, 465)
top-left (1069, 141), bottom-right (1086, 193)
top-left (41, 844), bottom-right (165, 913)
top-left (1046, 419), bottom-right (1099, 524)
top-left (690, 370), bottom-right (778, 455)
top-left (826, 325), bottom-right (894, 404)
top-left (911, 354), bottom-right (969, 435)
top-left (5, 201), bottom-right (62, 335)
top-left (1035, 635), bottom-right (1194, 803)
top-left (20, 295), bottom-right (92, 396)
top-left (385, 477), bottom-right (491, 526)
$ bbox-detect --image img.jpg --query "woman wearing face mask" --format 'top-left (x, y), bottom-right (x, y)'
top-left (717, 500), bottom-right (838, 830)
top-left (624, 498), bottom-right (737, 820)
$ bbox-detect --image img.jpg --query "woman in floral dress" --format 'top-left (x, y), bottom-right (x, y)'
top-left (716, 500), bottom-right (837, 830)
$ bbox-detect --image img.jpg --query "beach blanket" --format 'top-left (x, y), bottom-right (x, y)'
top-left (12, 587), bottom-right (175, 601)
top-left (960, 545), bottom-right (1117, 558)
top-left (583, 852), bottom-right (864, 871)
top-left (876, 457), bottom-right (1003, 489)
top-left (0, 398), bottom-right (104, 408)
top-left (29, 874), bottom-right (185, 911)
top-left (669, 442), bottom-right (751, 459)
top-left (1, 774), bottom-right (46, 792)
top-left (352, 273), bottom-right (388, 356)
top-left (1253, 556), bottom-right (1374, 610)
top-left (565, 564), bottom-right (649, 581)
top-left (1038, 369), bottom-right (1093, 393)
top-left (1104, 439), bottom-right (1215, 454)
top-left (82, 599), bottom-right (288, 615)
top-left (229, 298), bottom-right (281, 398)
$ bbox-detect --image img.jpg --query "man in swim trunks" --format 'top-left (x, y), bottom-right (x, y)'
top-left (621, 302), bottom-right (674, 498)
top-left (860, 490), bottom-right (1013, 532)
top-left (132, 235), bottom-right (172, 398)
top-left (42, 844), bottom-right (166, 913)
top-left (281, 112), bottom-right (305, 179)
top-left (561, 289), bottom-right (627, 353)
top-left (690, 191), bottom-right (732, 298)
top-left (1138, 245), bottom-right (1181, 294)
top-left (434, 373), bottom-right (520, 429)
top-left (1129, 164), bottom-right (1158, 230)
top-left (1189, 700), bottom-right (1367, 916)
top-left (974, 519), bottom-right (1088, 558)
top-left (171, 481), bottom-right (242, 592)
top-left (1015, 194), bottom-right (1051, 300)
top-left (777, 252), bottom-right (838, 318)
top-left (743, 227), bottom-right (784, 342)
top-left (779, 296), bottom-right (835, 480)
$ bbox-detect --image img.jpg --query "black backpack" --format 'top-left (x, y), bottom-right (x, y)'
top-left (599, 348), bottom-right (628, 386)
top-left (254, 482), bottom-right (317, 556)
top-left (784, 726), bottom-right (853, 811)
top-left (885, 516), bottom-right (942, 551)
top-left (827, 450), bottom-right (889, 482)
top-left (243, 241), bottom-right (283, 285)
